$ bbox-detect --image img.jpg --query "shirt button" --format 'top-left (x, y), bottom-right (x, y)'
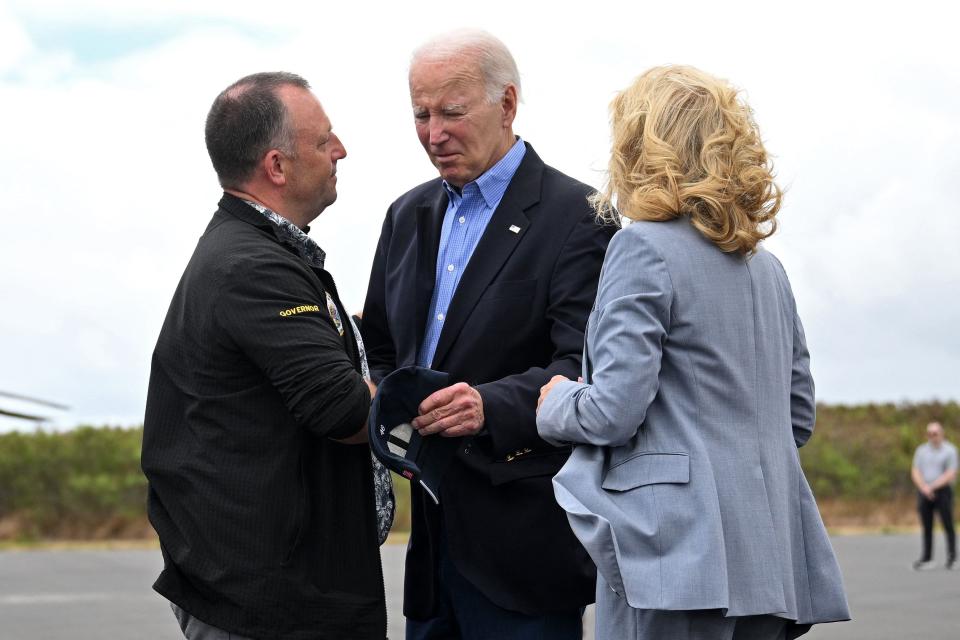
top-left (459, 216), bottom-right (465, 224)
top-left (447, 264), bottom-right (455, 272)
top-left (437, 313), bottom-right (445, 321)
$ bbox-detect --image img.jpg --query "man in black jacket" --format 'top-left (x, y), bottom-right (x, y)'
top-left (361, 31), bottom-right (612, 639)
top-left (142, 72), bottom-right (386, 640)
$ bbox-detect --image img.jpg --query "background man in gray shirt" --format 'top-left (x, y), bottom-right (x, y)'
top-left (911, 421), bottom-right (957, 570)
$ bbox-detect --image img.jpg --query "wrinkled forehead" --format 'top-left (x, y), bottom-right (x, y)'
top-left (409, 57), bottom-right (484, 101)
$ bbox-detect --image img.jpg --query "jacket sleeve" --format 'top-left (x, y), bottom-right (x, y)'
top-left (790, 307), bottom-right (816, 448)
top-left (771, 255), bottom-right (817, 448)
top-left (214, 254), bottom-right (370, 440)
top-left (537, 226), bottom-right (672, 448)
top-left (476, 210), bottom-right (614, 457)
top-left (360, 207), bottom-right (398, 384)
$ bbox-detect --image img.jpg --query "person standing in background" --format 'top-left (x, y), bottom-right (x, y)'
top-left (912, 421), bottom-right (957, 570)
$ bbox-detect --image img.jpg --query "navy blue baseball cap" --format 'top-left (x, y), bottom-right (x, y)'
top-left (368, 366), bottom-right (460, 504)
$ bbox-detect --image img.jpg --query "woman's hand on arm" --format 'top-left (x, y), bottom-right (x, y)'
top-left (537, 375), bottom-right (572, 412)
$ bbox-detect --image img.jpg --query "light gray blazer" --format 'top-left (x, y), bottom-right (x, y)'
top-left (537, 218), bottom-right (849, 624)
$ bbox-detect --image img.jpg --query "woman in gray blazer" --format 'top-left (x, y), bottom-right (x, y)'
top-left (536, 66), bottom-right (849, 640)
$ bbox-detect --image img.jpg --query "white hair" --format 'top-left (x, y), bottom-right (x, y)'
top-left (411, 29), bottom-right (522, 103)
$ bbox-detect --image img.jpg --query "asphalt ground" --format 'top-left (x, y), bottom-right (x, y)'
top-left (1, 534), bottom-right (957, 639)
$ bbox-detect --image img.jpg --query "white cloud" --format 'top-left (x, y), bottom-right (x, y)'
top-left (1, 0), bottom-right (958, 429)
top-left (0, 6), bottom-right (33, 73)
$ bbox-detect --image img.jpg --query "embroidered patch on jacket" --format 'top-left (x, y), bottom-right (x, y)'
top-left (279, 304), bottom-right (321, 317)
top-left (325, 293), bottom-right (344, 336)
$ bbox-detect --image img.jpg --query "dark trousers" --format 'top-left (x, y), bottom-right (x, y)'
top-left (406, 532), bottom-right (583, 640)
top-left (918, 486), bottom-right (956, 562)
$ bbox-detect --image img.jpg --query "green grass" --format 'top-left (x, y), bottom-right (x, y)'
top-left (1, 401), bottom-right (956, 540)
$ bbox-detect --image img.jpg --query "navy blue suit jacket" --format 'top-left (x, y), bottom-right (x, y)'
top-left (362, 143), bottom-right (613, 617)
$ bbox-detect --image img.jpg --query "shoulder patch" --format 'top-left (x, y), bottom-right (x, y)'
top-left (279, 304), bottom-right (321, 317)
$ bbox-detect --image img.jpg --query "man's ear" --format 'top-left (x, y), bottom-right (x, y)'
top-left (262, 149), bottom-right (287, 187)
top-left (500, 84), bottom-right (518, 129)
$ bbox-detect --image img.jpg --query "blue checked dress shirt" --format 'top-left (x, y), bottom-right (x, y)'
top-left (417, 138), bottom-right (527, 368)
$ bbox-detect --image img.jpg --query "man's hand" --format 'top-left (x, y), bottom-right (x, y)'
top-left (537, 374), bottom-right (571, 413)
top-left (412, 382), bottom-right (484, 437)
top-left (913, 466), bottom-right (936, 500)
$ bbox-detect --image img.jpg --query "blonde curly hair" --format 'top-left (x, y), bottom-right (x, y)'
top-left (593, 65), bottom-right (782, 255)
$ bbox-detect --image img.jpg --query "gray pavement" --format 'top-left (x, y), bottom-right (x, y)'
top-left (0, 534), bottom-right (957, 639)
top-left (806, 534), bottom-right (958, 640)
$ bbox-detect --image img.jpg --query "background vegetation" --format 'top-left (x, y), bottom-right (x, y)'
top-left (0, 427), bottom-right (147, 540)
top-left (1, 401), bottom-right (956, 541)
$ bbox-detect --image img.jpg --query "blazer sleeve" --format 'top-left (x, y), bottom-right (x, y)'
top-left (771, 255), bottom-right (816, 448)
top-left (214, 255), bottom-right (370, 440)
top-left (475, 210), bottom-right (613, 458)
top-left (360, 207), bottom-right (398, 384)
top-left (537, 226), bottom-right (673, 448)
top-left (790, 306), bottom-right (816, 448)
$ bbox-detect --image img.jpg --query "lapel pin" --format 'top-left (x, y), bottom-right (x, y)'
top-left (509, 225), bottom-right (521, 234)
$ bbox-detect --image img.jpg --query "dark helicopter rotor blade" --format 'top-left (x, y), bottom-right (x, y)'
top-left (0, 407), bottom-right (48, 422)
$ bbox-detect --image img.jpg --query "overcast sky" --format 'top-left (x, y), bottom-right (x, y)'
top-left (1, 0), bottom-right (957, 430)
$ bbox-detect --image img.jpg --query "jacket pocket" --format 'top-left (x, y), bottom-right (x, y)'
top-left (489, 449), bottom-right (570, 485)
top-left (281, 456), bottom-right (310, 566)
top-left (601, 452), bottom-right (689, 491)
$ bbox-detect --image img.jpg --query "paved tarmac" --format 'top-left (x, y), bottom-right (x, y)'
top-left (0, 534), bottom-right (957, 639)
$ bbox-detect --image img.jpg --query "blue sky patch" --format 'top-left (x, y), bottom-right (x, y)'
top-left (18, 16), bottom-right (281, 67)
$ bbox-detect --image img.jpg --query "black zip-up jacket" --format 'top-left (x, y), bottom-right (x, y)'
top-left (142, 194), bottom-right (386, 639)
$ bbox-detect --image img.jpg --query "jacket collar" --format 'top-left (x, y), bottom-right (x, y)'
top-left (217, 192), bottom-right (276, 230)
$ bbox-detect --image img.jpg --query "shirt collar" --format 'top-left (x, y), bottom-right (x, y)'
top-left (243, 199), bottom-right (326, 269)
top-left (442, 137), bottom-right (526, 208)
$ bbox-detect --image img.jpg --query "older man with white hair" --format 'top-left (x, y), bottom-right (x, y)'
top-left (362, 30), bottom-right (613, 639)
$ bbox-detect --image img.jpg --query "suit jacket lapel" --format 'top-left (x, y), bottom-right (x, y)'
top-left (430, 148), bottom-right (544, 368)
top-left (415, 188), bottom-right (448, 353)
